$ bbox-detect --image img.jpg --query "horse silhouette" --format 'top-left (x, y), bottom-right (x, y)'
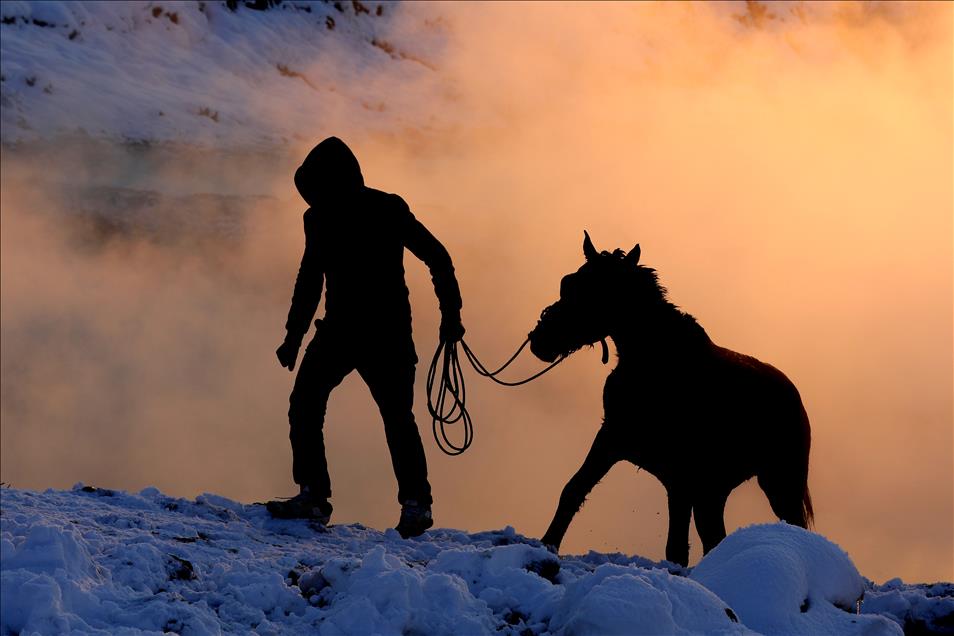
top-left (530, 233), bottom-right (813, 566)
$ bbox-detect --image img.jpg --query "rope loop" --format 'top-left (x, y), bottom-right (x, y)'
top-left (427, 337), bottom-right (567, 456)
top-left (426, 340), bottom-right (473, 456)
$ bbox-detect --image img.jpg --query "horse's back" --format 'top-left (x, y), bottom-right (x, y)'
top-left (709, 345), bottom-right (806, 416)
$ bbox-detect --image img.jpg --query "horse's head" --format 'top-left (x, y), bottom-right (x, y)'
top-left (529, 232), bottom-right (640, 362)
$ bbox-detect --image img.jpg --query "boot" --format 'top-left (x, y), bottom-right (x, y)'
top-left (395, 500), bottom-right (433, 538)
top-left (266, 485), bottom-right (332, 524)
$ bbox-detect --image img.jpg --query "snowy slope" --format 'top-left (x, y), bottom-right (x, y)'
top-left (4, 485), bottom-right (948, 636)
top-left (0, 0), bottom-right (436, 147)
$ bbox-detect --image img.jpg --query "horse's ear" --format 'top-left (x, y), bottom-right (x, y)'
top-left (624, 244), bottom-right (641, 266)
top-left (583, 231), bottom-right (598, 261)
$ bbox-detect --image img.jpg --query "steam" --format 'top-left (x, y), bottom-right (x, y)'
top-left (1, 1), bottom-right (950, 583)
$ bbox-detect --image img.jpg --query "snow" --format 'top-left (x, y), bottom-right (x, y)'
top-left (2, 485), bottom-right (948, 635)
top-left (863, 579), bottom-right (954, 634)
top-left (690, 524), bottom-right (885, 635)
top-left (0, 1), bottom-right (434, 147)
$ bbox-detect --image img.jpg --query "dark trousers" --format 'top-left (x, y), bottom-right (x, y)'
top-left (288, 325), bottom-right (432, 506)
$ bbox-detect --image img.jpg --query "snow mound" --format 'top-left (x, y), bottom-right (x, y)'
top-left (1, 486), bottom-right (948, 635)
top-left (548, 564), bottom-right (749, 636)
top-left (690, 523), bottom-right (902, 636)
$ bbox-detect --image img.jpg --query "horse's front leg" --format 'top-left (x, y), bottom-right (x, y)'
top-left (665, 489), bottom-right (692, 567)
top-left (541, 426), bottom-right (619, 551)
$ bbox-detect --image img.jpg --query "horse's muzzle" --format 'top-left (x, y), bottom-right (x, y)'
top-left (528, 330), bottom-right (560, 363)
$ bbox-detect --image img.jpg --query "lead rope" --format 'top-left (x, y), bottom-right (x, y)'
top-left (426, 340), bottom-right (472, 456)
top-left (426, 337), bottom-right (568, 455)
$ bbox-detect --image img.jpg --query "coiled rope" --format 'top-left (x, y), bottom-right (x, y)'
top-left (426, 338), bottom-right (567, 456)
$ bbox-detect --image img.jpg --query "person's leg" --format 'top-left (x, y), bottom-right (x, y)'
top-left (288, 333), bottom-right (353, 501)
top-left (357, 350), bottom-right (431, 507)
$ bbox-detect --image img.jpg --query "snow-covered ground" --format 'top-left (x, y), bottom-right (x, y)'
top-left (2, 485), bottom-right (951, 635)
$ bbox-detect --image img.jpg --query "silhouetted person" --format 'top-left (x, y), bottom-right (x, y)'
top-left (268, 137), bottom-right (464, 538)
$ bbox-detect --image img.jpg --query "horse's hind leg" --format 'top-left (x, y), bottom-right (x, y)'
top-left (541, 427), bottom-right (619, 551)
top-left (693, 491), bottom-right (730, 556)
top-left (665, 490), bottom-right (692, 566)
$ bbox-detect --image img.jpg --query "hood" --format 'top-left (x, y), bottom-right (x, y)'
top-left (295, 137), bottom-right (365, 205)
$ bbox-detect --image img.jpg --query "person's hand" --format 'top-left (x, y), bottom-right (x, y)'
top-left (440, 315), bottom-right (465, 343)
top-left (276, 335), bottom-right (303, 371)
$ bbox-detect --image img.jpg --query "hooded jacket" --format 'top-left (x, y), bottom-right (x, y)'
top-left (285, 137), bottom-right (462, 345)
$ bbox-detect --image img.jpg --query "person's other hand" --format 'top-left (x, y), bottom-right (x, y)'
top-left (440, 316), bottom-right (465, 343)
top-left (276, 336), bottom-right (302, 371)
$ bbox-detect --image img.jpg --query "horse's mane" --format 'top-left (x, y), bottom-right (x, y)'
top-left (601, 248), bottom-right (707, 340)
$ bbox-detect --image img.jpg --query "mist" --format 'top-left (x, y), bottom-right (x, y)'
top-left (1, 1), bottom-right (950, 584)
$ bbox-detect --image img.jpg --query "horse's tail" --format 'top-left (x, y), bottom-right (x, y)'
top-left (802, 483), bottom-right (815, 529)
top-left (799, 402), bottom-right (814, 529)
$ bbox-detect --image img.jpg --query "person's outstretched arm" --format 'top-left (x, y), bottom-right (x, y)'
top-left (398, 197), bottom-right (464, 342)
top-left (277, 210), bottom-right (324, 371)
